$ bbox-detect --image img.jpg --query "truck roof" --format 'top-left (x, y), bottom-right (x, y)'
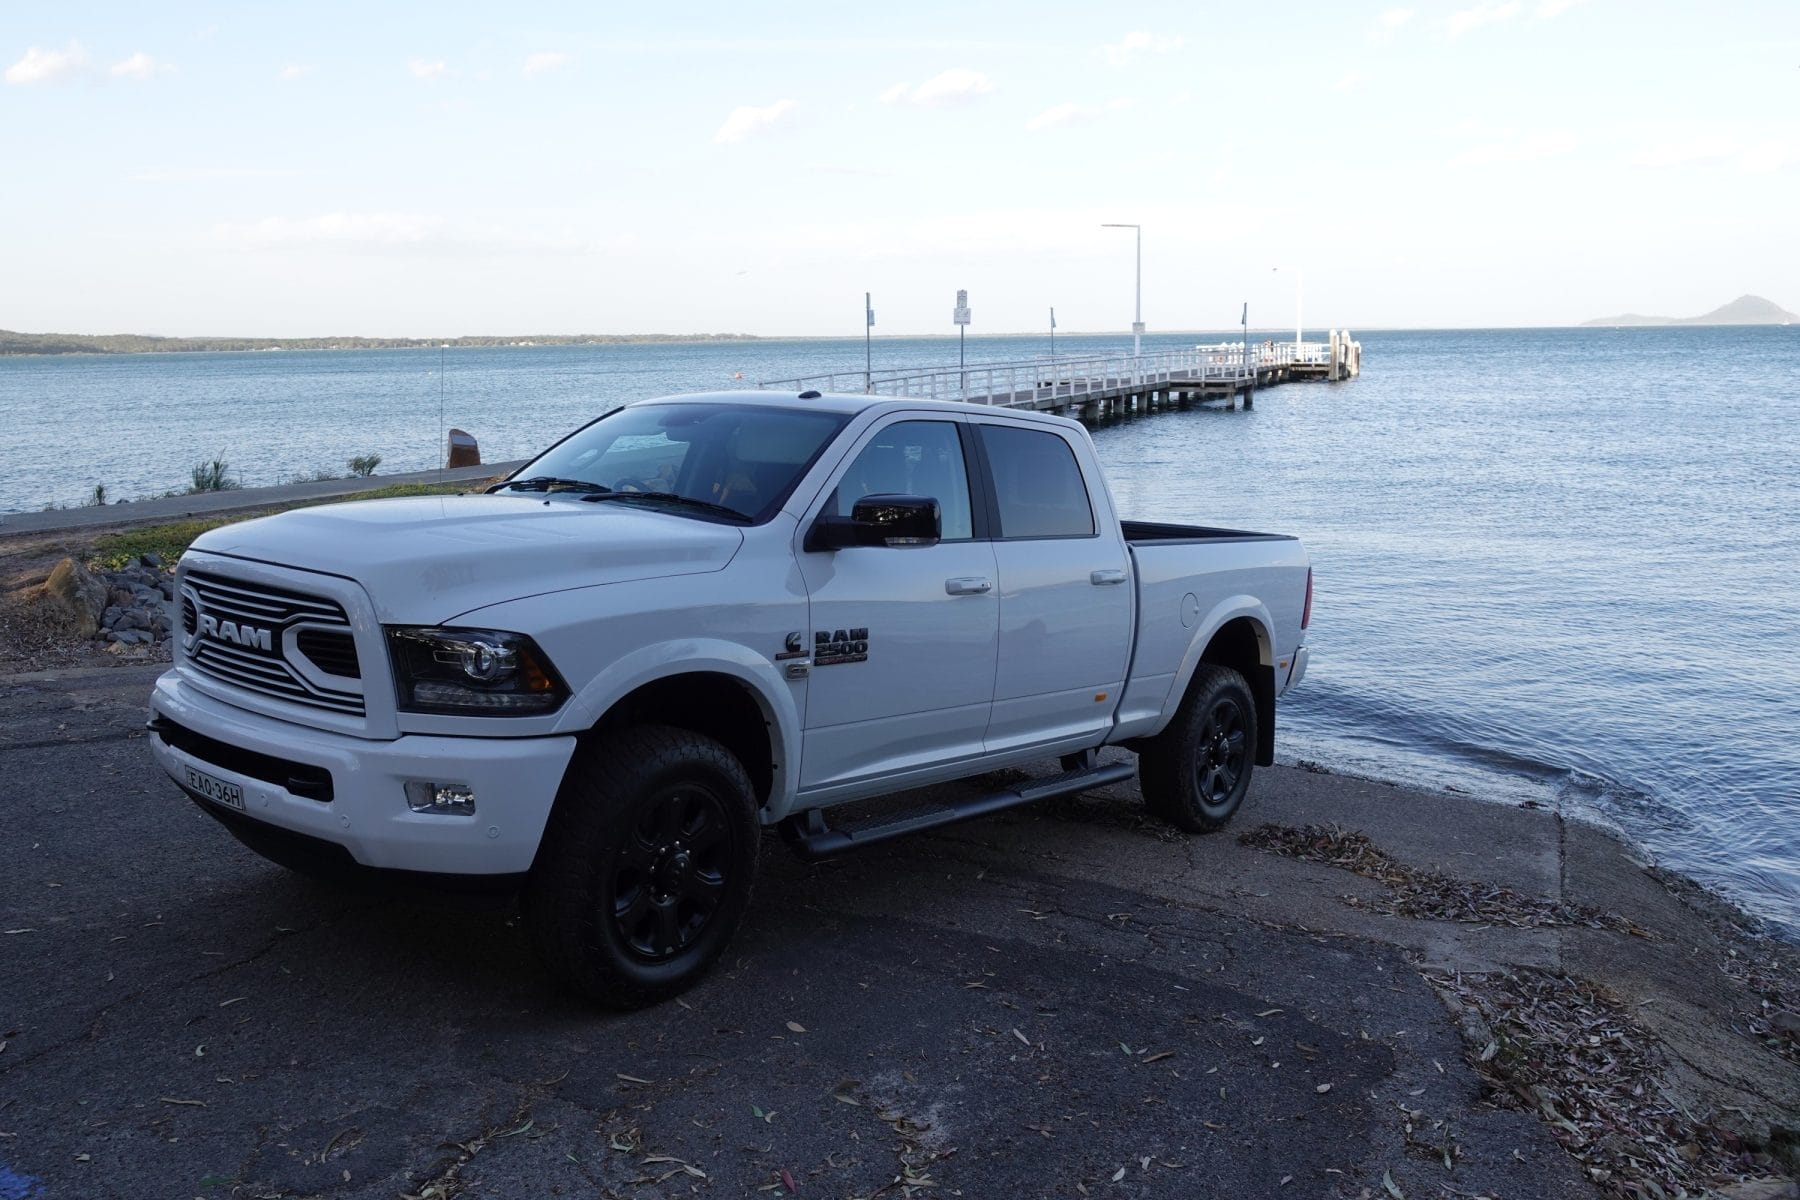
top-left (635, 389), bottom-right (1081, 429)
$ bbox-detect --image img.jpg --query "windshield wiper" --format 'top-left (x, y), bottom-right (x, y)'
top-left (487, 476), bottom-right (614, 495)
top-left (582, 491), bottom-right (751, 522)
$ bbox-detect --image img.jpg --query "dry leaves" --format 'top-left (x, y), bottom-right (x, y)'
top-left (1238, 824), bottom-right (1647, 932)
top-left (1430, 967), bottom-right (1783, 1199)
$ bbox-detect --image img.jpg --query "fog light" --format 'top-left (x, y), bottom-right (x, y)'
top-left (405, 781), bottom-right (477, 815)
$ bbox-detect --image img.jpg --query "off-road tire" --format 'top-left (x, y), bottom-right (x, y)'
top-left (524, 724), bottom-right (759, 1008)
top-left (1138, 664), bottom-right (1258, 833)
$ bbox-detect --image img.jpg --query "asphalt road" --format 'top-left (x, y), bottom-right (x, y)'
top-left (0, 666), bottom-right (1595, 1199)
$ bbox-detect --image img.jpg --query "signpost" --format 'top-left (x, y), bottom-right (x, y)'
top-left (953, 289), bottom-right (971, 396)
top-left (1049, 306), bottom-right (1056, 358)
top-left (864, 292), bottom-right (875, 393)
top-left (1241, 302), bottom-right (1254, 407)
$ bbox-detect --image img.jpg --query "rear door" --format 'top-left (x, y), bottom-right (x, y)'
top-left (795, 416), bottom-right (999, 795)
top-left (975, 421), bottom-right (1134, 752)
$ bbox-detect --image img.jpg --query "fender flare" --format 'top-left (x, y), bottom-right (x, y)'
top-left (552, 638), bottom-right (803, 819)
top-left (1148, 595), bottom-right (1275, 740)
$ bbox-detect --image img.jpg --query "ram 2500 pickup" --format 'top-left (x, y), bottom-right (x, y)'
top-left (148, 390), bottom-right (1312, 1006)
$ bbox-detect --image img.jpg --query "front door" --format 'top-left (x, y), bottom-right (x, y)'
top-left (795, 417), bottom-right (998, 796)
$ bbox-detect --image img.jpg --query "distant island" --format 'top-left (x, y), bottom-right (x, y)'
top-left (0, 330), bottom-right (763, 356)
top-left (1581, 294), bottom-right (1797, 327)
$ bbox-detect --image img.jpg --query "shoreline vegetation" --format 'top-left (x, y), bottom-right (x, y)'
top-left (0, 329), bottom-right (765, 356)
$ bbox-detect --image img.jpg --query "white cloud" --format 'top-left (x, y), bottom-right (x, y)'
top-left (1025, 98), bottom-right (1134, 132)
top-left (132, 166), bottom-right (299, 183)
top-left (523, 52), bottom-right (570, 77)
top-left (1450, 128), bottom-right (1577, 165)
top-left (5, 41), bottom-right (89, 86)
top-left (713, 98), bottom-right (797, 144)
top-left (213, 211), bottom-right (589, 256)
top-left (1444, 1), bottom-right (1521, 38)
top-left (1629, 130), bottom-right (1799, 174)
top-left (878, 68), bottom-right (995, 109)
top-left (1101, 31), bottom-right (1184, 67)
top-left (1369, 9), bottom-right (1415, 42)
top-left (1335, 70), bottom-right (1365, 91)
top-left (1536, 0), bottom-right (1591, 15)
top-left (408, 58), bottom-right (449, 80)
top-left (278, 64), bottom-right (314, 82)
top-left (111, 52), bottom-right (175, 81)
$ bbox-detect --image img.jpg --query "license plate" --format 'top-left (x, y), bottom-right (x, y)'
top-left (184, 764), bottom-right (244, 811)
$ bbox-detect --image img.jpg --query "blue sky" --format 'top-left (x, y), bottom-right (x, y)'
top-left (2, 1), bottom-right (1795, 336)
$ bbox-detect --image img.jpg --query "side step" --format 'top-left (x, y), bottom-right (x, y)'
top-left (782, 761), bottom-right (1137, 861)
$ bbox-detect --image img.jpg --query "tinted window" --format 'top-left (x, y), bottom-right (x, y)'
top-left (979, 425), bottom-right (1094, 539)
top-left (832, 420), bottom-right (973, 540)
top-left (517, 403), bottom-right (847, 522)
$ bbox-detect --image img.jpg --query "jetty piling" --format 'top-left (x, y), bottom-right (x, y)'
top-left (761, 335), bottom-right (1360, 421)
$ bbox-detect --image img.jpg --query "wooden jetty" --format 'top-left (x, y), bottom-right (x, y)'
top-left (760, 335), bottom-right (1361, 421)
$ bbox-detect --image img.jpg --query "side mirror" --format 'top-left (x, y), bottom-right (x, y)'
top-left (808, 494), bottom-right (941, 551)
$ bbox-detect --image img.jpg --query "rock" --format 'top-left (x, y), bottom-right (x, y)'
top-left (1770, 1011), bottom-right (1800, 1039)
top-left (1713, 1179), bottom-right (1799, 1200)
top-left (110, 587), bottom-right (134, 607)
top-left (101, 605), bottom-right (124, 628)
top-left (40, 558), bottom-right (108, 637)
top-left (446, 427), bottom-right (481, 468)
top-left (117, 628), bottom-right (152, 645)
top-left (114, 609), bottom-right (148, 631)
top-left (140, 552), bottom-right (163, 568)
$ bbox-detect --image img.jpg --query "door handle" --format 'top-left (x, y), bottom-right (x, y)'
top-left (1090, 568), bottom-right (1128, 586)
top-left (945, 576), bottom-right (993, 595)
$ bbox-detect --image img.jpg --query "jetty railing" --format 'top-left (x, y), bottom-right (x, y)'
top-left (761, 341), bottom-right (1335, 404)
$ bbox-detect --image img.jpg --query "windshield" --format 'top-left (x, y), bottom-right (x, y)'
top-left (511, 402), bottom-right (849, 522)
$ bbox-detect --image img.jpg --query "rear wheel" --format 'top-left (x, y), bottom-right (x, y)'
top-left (1138, 664), bottom-right (1258, 833)
top-left (524, 724), bottom-right (759, 1008)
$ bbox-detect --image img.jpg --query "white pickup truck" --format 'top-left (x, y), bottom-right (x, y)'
top-left (148, 390), bottom-right (1312, 1006)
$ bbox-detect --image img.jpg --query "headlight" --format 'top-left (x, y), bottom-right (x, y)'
top-left (387, 627), bottom-right (568, 716)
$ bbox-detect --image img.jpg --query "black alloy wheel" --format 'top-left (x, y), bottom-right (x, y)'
top-left (1138, 663), bottom-right (1259, 833)
top-left (1192, 695), bottom-right (1249, 806)
top-left (525, 724), bottom-right (760, 1008)
top-left (611, 784), bottom-right (733, 961)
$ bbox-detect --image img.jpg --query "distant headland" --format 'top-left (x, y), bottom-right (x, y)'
top-left (0, 330), bottom-right (763, 357)
top-left (1581, 294), bottom-right (1797, 327)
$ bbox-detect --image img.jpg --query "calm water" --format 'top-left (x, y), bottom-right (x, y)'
top-left (3, 328), bottom-right (1798, 930)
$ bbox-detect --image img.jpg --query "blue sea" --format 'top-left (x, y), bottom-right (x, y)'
top-left (3, 328), bottom-right (1798, 931)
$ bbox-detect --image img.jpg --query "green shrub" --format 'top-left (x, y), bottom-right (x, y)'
top-left (84, 484), bottom-right (108, 507)
top-left (348, 453), bottom-right (382, 477)
top-left (189, 458), bottom-right (240, 493)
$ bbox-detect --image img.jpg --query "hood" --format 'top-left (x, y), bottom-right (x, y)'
top-left (190, 494), bottom-right (744, 622)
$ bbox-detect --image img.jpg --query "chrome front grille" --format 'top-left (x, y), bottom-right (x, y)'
top-left (182, 570), bottom-right (366, 717)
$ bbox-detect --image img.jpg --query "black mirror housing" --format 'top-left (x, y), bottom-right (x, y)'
top-left (807, 494), bottom-right (941, 550)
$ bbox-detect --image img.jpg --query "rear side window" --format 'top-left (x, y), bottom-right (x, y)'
top-left (979, 425), bottom-right (1095, 539)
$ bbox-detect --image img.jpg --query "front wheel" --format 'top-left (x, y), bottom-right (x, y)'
top-left (1137, 664), bottom-right (1259, 833)
top-left (524, 725), bottom-right (760, 1008)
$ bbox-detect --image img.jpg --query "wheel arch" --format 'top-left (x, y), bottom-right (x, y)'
top-left (556, 640), bottom-right (801, 819)
top-left (1162, 600), bottom-right (1277, 766)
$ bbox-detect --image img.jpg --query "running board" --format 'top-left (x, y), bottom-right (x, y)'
top-left (782, 761), bottom-right (1137, 861)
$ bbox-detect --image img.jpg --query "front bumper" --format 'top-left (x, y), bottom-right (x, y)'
top-left (149, 671), bottom-right (577, 876)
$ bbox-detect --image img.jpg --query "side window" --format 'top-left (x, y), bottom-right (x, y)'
top-left (979, 425), bottom-right (1095, 539)
top-left (832, 420), bottom-right (973, 541)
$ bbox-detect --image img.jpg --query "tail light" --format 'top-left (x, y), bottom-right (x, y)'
top-left (1301, 567), bottom-right (1313, 630)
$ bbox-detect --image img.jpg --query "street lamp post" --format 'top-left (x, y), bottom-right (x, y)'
top-left (1272, 265), bottom-right (1303, 349)
top-left (1102, 223), bottom-right (1143, 381)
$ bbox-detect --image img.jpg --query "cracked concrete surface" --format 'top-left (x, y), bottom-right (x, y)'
top-left (1, 665), bottom-right (1795, 1198)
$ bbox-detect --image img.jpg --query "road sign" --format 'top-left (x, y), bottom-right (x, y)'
top-left (954, 289), bottom-right (971, 326)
